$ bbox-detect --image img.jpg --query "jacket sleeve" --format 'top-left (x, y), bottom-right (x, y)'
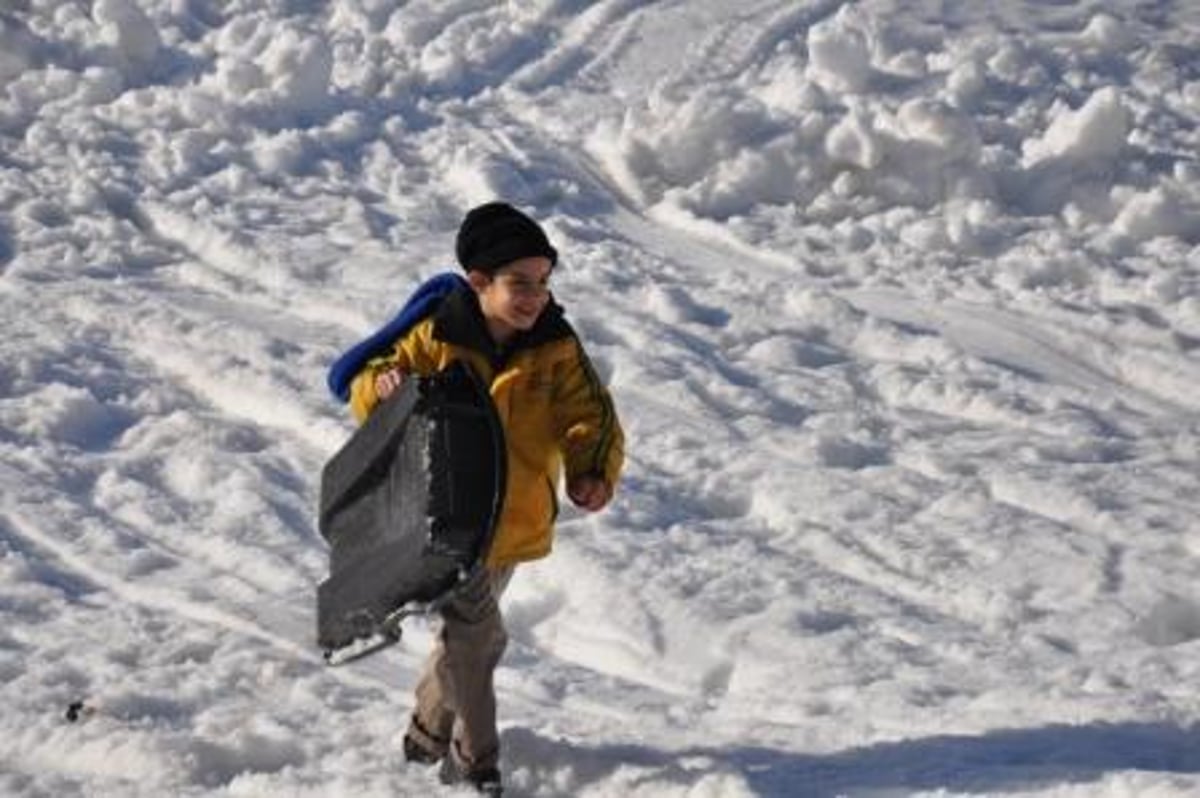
top-left (553, 339), bottom-right (625, 491)
top-left (347, 320), bottom-right (441, 424)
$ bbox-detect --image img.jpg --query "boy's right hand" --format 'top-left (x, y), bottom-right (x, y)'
top-left (567, 475), bottom-right (612, 512)
top-left (374, 367), bottom-right (405, 401)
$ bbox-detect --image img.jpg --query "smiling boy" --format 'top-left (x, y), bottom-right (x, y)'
top-left (348, 202), bottom-right (624, 795)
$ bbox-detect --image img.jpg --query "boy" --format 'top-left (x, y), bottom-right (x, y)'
top-left (348, 202), bottom-right (624, 795)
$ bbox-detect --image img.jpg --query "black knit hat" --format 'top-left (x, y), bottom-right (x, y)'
top-left (455, 202), bottom-right (558, 273)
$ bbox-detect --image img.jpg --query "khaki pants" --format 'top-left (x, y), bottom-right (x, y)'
top-left (407, 566), bottom-right (513, 771)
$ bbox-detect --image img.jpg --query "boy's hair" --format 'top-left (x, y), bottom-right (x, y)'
top-left (456, 202), bottom-right (558, 274)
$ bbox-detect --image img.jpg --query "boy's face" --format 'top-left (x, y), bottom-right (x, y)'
top-left (471, 255), bottom-right (553, 340)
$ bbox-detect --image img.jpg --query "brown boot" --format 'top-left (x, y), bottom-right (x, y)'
top-left (439, 754), bottom-right (503, 796)
top-left (402, 715), bottom-right (447, 765)
top-left (402, 733), bottom-right (441, 765)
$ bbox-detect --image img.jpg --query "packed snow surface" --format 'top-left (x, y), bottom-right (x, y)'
top-left (3, 1), bottom-right (1200, 796)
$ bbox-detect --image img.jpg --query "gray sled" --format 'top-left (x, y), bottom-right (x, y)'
top-left (316, 361), bottom-right (505, 665)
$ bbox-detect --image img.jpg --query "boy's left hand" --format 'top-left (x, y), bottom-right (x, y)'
top-left (567, 476), bottom-right (611, 511)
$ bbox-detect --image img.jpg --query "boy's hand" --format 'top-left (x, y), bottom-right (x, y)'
top-left (374, 368), bottom-right (405, 401)
top-left (567, 475), bottom-right (611, 511)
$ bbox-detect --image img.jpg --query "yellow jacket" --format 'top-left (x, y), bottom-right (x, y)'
top-left (349, 287), bottom-right (624, 567)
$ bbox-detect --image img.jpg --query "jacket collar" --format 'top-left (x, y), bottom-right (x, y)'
top-left (432, 285), bottom-right (573, 368)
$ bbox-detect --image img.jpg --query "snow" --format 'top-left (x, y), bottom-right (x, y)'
top-left (1021, 88), bottom-right (1130, 167)
top-left (2, 1), bottom-right (1199, 796)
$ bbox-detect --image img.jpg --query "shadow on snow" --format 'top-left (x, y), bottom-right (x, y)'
top-left (504, 721), bottom-right (1200, 796)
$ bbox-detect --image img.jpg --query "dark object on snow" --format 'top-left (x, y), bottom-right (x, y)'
top-left (316, 361), bottom-right (506, 663)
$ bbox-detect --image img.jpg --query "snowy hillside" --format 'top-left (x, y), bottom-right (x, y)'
top-left (3, 1), bottom-right (1200, 795)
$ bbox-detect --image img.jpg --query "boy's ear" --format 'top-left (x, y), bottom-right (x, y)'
top-left (466, 270), bottom-right (492, 292)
